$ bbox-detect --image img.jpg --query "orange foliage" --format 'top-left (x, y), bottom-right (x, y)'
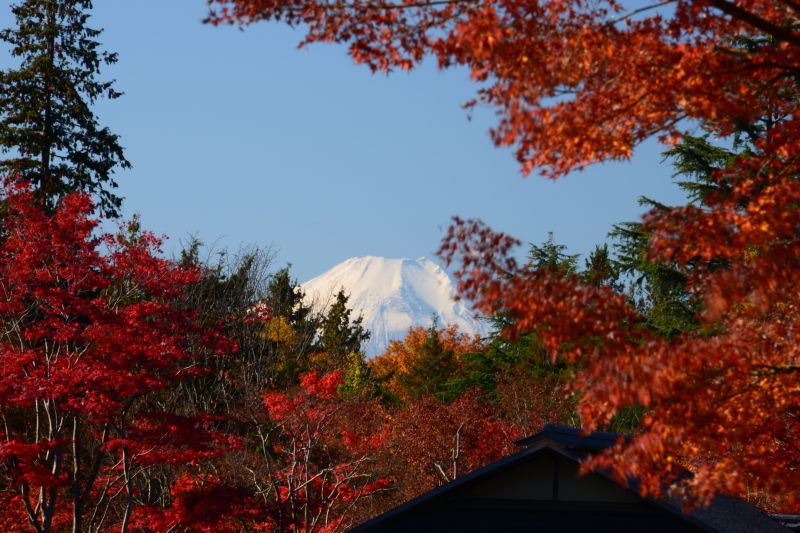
top-left (370, 324), bottom-right (485, 397)
top-left (0, 492), bottom-right (71, 532)
top-left (440, 207), bottom-right (800, 507)
top-left (206, 1), bottom-right (798, 176)
top-left (207, 0), bottom-right (800, 508)
top-left (0, 493), bottom-right (35, 531)
top-left (389, 389), bottom-right (519, 501)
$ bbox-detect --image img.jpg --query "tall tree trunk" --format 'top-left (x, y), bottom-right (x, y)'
top-left (72, 417), bottom-right (83, 533)
top-left (41, 1), bottom-right (55, 204)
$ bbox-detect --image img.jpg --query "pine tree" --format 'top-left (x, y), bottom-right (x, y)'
top-left (264, 265), bottom-right (321, 385)
top-left (526, 232), bottom-right (580, 276)
top-left (0, 0), bottom-right (130, 216)
top-left (609, 133), bottom-right (741, 340)
top-left (581, 244), bottom-right (622, 291)
top-left (318, 288), bottom-right (370, 368)
top-left (267, 266), bottom-right (312, 326)
top-left (396, 319), bottom-right (459, 401)
top-left (610, 203), bottom-right (702, 340)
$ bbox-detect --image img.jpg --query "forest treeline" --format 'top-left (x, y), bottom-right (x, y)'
top-left (0, 1), bottom-right (584, 529)
top-left (3, 0), bottom-right (800, 531)
top-left (3, 171), bottom-right (796, 531)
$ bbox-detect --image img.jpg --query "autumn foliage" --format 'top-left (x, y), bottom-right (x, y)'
top-left (370, 323), bottom-right (485, 399)
top-left (0, 184), bottom-right (234, 532)
top-left (206, 0), bottom-right (800, 509)
top-left (0, 184), bottom-right (592, 531)
top-left (129, 473), bottom-right (263, 533)
top-left (389, 389), bottom-right (519, 499)
top-left (4, 0), bottom-right (800, 525)
top-left (205, 1), bottom-right (797, 175)
top-left (255, 370), bottom-right (391, 533)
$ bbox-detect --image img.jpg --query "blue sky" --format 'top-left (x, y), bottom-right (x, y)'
top-left (2, 1), bottom-right (690, 284)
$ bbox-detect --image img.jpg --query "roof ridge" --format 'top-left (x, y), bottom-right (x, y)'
top-left (514, 424), bottom-right (631, 449)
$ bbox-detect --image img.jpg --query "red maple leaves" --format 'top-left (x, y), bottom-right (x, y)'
top-left (205, 0), bottom-right (800, 505)
top-left (258, 370), bottom-right (391, 533)
top-left (0, 183), bottom-right (234, 532)
top-left (206, 1), bottom-right (800, 175)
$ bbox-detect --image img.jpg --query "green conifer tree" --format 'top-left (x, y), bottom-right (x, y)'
top-left (318, 288), bottom-right (370, 368)
top-left (527, 232), bottom-right (580, 275)
top-left (610, 133), bottom-right (741, 339)
top-left (396, 319), bottom-right (460, 401)
top-left (0, 0), bottom-right (129, 216)
top-left (581, 244), bottom-right (623, 291)
top-left (264, 265), bottom-right (321, 384)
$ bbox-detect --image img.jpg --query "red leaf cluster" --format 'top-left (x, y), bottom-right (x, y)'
top-left (206, 1), bottom-right (799, 176)
top-left (203, 0), bottom-right (800, 506)
top-left (258, 370), bottom-right (391, 532)
top-left (0, 183), bottom-right (235, 532)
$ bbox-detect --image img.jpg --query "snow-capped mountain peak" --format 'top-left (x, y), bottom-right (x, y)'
top-left (301, 256), bottom-right (488, 357)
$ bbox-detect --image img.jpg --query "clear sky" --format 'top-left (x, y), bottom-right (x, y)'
top-left (1, 1), bottom-right (691, 284)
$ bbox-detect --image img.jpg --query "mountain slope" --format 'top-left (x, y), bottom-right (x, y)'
top-left (301, 256), bottom-right (488, 357)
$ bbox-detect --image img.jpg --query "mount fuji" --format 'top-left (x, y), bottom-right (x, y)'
top-left (301, 257), bottom-right (489, 357)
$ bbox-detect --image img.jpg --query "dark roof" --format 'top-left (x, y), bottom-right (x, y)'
top-left (349, 425), bottom-right (789, 533)
top-left (514, 423), bottom-right (632, 452)
top-left (769, 514), bottom-right (800, 531)
top-left (356, 498), bottom-right (713, 533)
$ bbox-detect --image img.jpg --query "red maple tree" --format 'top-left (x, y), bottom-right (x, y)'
top-left (254, 370), bottom-right (390, 533)
top-left (0, 184), bottom-right (235, 532)
top-left (205, 0), bottom-right (800, 506)
top-left (205, 1), bottom-right (798, 175)
top-left (390, 389), bottom-right (519, 498)
top-left (370, 324), bottom-right (485, 399)
top-left (128, 472), bottom-right (265, 533)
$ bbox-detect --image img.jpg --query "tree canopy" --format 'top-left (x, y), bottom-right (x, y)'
top-left (0, 0), bottom-right (129, 216)
top-left (0, 183), bottom-right (234, 533)
top-left (206, 1), bottom-right (799, 175)
top-left (207, 0), bottom-right (800, 506)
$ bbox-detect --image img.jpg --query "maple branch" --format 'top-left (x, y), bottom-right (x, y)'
top-left (20, 487), bottom-right (43, 533)
top-left (710, 56), bottom-right (800, 77)
top-left (227, 0), bottom-right (481, 16)
top-left (705, 0), bottom-right (800, 49)
top-left (775, 0), bottom-right (800, 16)
top-left (0, 405), bottom-right (12, 443)
top-left (752, 364), bottom-right (800, 376)
top-left (712, 376), bottom-right (766, 407)
top-left (80, 424), bottom-right (111, 508)
top-left (323, 464), bottom-right (383, 533)
top-left (357, 0), bottom-right (479, 9)
top-left (606, 0), bottom-right (676, 26)
top-left (431, 458), bottom-right (452, 483)
top-left (452, 420), bottom-right (464, 480)
top-left (245, 466), bottom-right (269, 500)
top-left (88, 474), bottom-right (117, 533)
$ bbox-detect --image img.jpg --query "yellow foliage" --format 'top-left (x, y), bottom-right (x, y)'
top-left (266, 316), bottom-right (298, 344)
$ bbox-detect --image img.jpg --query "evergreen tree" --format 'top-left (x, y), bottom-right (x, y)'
top-left (610, 203), bottom-right (702, 339)
top-left (450, 234), bottom-right (585, 398)
top-left (661, 134), bottom-right (740, 206)
top-left (0, 0), bottom-right (129, 216)
top-left (318, 288), bottom-right (370, 368)
top-left (175, 241), bottom-right (277, 413)
top-left (610, 133), bottom-right (742, 339)
top-left (526, 232), bottom-right (580, 275)
top-left (396, 319), bottom-right (459, 401)
top-left (264, 265), bottom-right (321, 384)
top-left (267, 265), bottom-right (312, 326)
top-left (581, 244), bottom-right (622, 291)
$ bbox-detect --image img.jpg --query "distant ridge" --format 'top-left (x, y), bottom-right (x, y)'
top-left (301, 256), bottom-right (488, 357)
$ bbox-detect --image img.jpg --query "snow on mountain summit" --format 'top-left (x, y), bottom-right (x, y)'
top-left (301, 256), bottom-right (488, 357)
